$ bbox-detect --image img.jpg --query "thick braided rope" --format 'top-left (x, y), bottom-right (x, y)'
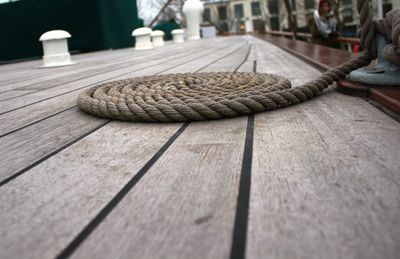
top-left (77, 0), bottom-right (398, 122)
top-left (357, 0), bottom-right (400, 64)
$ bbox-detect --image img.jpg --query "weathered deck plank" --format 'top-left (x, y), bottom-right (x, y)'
top-left (0, 48), bottom-right (134, 85)
top-left (0, 107), bottom-right (108, 183)
top-left (246, 37), bottom-right (400, 259)
top-left (72, 118), bottom-right (248, 259)
top-left (0, 44), bottom-right (147, 78)
top-left (0, 122), bottom-right (183, 259)
top-left (0, 89), bottom-right (36, 102)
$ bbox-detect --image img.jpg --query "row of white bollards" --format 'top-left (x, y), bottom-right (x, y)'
top-left (39, 28), bottom-right (187, 67)
top-left (39, 0), bottom-right (204, 67)
top-left (131, 28), bottom-right (185, 50)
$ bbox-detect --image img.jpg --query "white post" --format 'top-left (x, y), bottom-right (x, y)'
top-left (132, 27), bottom-right (153, 50)
top-left (182, 0), bottom-right (204, 40)
top-left (38, 30), bottom-right (76, 68)
top-left (151, 30), bottom-right (165, 47)
top-left (172, 29), bottom-right (185, 43)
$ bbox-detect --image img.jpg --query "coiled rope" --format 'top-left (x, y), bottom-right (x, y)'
top-left (78, 0), bottom-right (399, 122)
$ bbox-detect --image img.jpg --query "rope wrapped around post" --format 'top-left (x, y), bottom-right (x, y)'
top-left (78, 0), bottom-right (400, 122)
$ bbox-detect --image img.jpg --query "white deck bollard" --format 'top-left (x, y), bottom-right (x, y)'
top-left (132, 27), bottom-right (153, 50)
top-left (151, 30), bottom-right (165, 47)
top-left (171, 29), bottom-right (185, 43)
top-left (38, 30), bottom-right (75, 68)
top-left (182, 0), bottom-right (204, 40)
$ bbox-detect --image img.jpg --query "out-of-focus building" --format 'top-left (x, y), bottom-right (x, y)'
top-left (202, 0), bottom-right (269, 34)
top-left (202, 0), bottom-right (397, 36)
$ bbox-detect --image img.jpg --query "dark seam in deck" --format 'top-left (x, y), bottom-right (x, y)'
top-left (230, 113), bottom-right (254, 259)
top-left (0, 43), bottom-right (242, 116)
top-left (0, 120), bottom-right (111, 188)
top-left (233, 44), bottom-right (252, 73)
top-left (0, 106), bottom-right (77, 138)
top-left (195, 43), bottom-right (249, 72)
top-left (56, 122), bottom-right (190, 259)
top-left (229, 58), bottom-right (256, 259)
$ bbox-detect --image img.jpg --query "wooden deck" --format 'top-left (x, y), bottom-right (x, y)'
top-left (0, 35), bottom-right (399, 259)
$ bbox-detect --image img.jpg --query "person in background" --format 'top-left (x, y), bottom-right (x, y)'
top-left (310, 0), bottom-right (340, 48)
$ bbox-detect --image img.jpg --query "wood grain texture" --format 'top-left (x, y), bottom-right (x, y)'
top-left (72, 117), bottom-right (248, 259)
top-left (0, 107), bottom-right (107, 182)
top-left (247, 37), bottom-right (400, 259)
top-left (0, 89), bottom-right (36, 101)
top-left (0, 122), bottom-right (183, 259)
top-left (0, 49), bottom-right (130, 86)
top-left (0, 45), bottom-right (141, 79)
top-left (0, 55), bottom-right (130, 91)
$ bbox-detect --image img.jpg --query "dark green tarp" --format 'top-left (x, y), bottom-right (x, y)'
top-left (0, 0), bottom-right (142, 61)
top-left (152, 20), bottom-right (181, 41)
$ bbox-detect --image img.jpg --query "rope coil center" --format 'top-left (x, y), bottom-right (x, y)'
top-left (78, 72), bottom-right (293, 122)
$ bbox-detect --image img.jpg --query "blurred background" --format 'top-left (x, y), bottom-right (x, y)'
top-left (0, 0), bottom-right (398, 62)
